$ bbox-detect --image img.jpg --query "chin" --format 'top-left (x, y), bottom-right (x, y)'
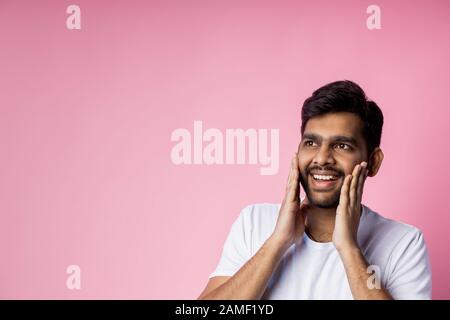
top-left (307, 192), bottom-right (340, 209)
top-left (314, 201), bottom-right (338, 209)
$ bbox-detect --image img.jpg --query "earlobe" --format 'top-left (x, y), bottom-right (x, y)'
top-left (368, 147), bottom-right (384, 177)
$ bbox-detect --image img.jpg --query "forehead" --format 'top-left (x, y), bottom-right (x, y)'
top-left (303, 112), bottom-right (364, 141)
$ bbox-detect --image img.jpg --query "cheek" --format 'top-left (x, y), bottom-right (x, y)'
top-left (297, 157), bottom-right (309, 173)
top-left (341, 160), bottom-right (362, 175)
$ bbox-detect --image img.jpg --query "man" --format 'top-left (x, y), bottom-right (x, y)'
top-left (197, 80), bottom-right (432, 300)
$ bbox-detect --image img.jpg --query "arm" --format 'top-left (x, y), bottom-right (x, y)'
top-left (333, 161), bottom-right (392, 299)
top-left (198, 152), bottom-right (309, 300)
top-left (339, 247), bottom-right (392, 300)
top-left (198, 236), bottom-right (287, 300)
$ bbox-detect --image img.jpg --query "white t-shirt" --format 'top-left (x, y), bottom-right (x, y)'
top-left (209, 203), bottom-right (432, 300)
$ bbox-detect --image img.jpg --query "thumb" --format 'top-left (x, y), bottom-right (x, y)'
top-left (300, 195), bottom-right (310, 219)
top-left (301, 195), bottom-right (310, 207)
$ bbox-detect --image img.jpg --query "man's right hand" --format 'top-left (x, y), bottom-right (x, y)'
top-left (198, 152), bottom-right (309, 300)
top-left (271, 152), bottom-right (310, 250)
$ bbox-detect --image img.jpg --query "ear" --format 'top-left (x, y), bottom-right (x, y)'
top-left (367, 147), bottom-right (384, 177)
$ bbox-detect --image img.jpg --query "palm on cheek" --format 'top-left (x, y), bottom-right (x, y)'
top-left (333, 162), bottom-right (368, 251)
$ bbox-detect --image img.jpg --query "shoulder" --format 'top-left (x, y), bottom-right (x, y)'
top-left (235, 203), bottom-right (281, 244)
top-left (362, 205), bottom-right (422, 235)
top-left (238, 202), bottom-right (281, 224)
top-left (240, 202), bottom-right (281, 216)
top-left (360, 205), bottom-right (426, 253)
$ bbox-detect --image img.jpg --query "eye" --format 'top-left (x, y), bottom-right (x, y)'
top-left (304, 140), bottom-right (317, 147)
top-left (335, 143), bottom-right (351, 150)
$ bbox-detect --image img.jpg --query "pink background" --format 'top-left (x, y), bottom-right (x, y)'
top-left (1, 0), bottom-right (449, 299)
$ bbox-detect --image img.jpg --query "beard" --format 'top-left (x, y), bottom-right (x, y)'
top-left (299, 170), bottom-right (343, 209)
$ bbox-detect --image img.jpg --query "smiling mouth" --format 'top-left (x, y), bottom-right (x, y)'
top-left (309, 174), bottom-right (341, 190)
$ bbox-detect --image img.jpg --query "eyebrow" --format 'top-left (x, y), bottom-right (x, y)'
top-left (302, 133), bottom-right (358, 146)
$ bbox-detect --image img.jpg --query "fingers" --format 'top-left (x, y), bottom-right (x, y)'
top-left (349, 163), bottom-right (362, 205)
top-left (339, 174), bottom-right (352, 209)
top-left (293, 153), bottom-right (300, 201)
top-left (357, 162), bottom-right (368, 205)
top-left (349, 161), bottom-right (368, 206)
top-left (285, 153), bottom-right (295, 191)
top-left (286, 152), bottom-right (300, 202)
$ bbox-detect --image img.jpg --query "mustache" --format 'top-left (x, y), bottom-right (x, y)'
top-left (306, 166), bottom-right (344, 177)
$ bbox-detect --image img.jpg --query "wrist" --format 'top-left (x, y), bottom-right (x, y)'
top-left (336, 243), bottom-right (362, 257)
top-left (267, 234), bottom-right (292, 253)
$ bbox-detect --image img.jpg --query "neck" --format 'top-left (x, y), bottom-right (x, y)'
top-left (305, 206), bottom-right (336, 243)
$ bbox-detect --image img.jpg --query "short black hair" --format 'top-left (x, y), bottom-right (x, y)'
top-left (301, 80), bottom-right (384, 155)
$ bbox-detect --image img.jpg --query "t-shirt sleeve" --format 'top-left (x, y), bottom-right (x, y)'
top-left (208, 205), bottom-right (253, 278)
top-left (385, 229), bottom-right (432, 300)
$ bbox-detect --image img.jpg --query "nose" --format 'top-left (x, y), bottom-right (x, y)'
top-left (312, 144), bottom-right (335, 166)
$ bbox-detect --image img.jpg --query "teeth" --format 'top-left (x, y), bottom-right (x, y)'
top-left (313, 174), bottom-right (337, 181)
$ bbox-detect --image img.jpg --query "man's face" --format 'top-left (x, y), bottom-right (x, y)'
top-left (298, 112), bottom-right (369, 208)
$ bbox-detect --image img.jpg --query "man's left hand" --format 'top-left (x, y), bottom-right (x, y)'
top-left (332, 161), bottom-right (368, 252)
